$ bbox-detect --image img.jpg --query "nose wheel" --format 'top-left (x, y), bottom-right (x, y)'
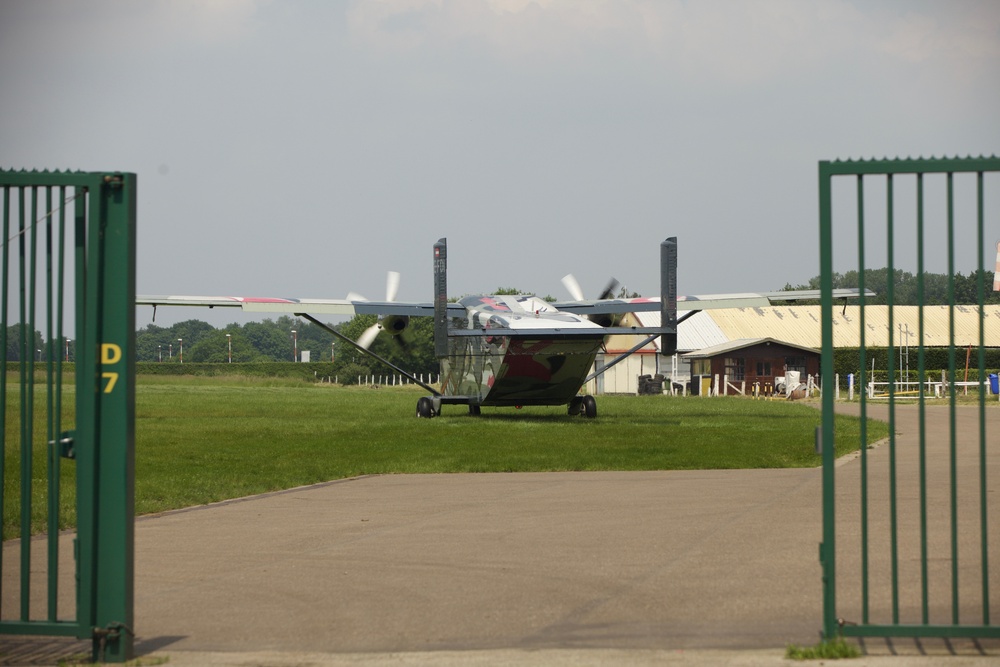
top-left (416, 396), bottom-right (436, 418)
top-left (568, 395), bottom-right (597, 418)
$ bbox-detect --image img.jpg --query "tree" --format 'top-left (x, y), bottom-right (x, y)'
top-left (189, 329), bottom-right (255, 363)
top-left (241, 320), bottom-right (294, 361)
top-left (283, 316), bottom-right (336, 362)
top-left (4, 325), bottom-right (44, 361)
top-left (172, 319), bottom-right (216, 350)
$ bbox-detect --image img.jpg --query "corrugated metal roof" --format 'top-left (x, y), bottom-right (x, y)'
top-left (614, 305), bottom-right (1000, 353)
top-left (707, 305), bottom-right (1000, 348)
top-left (633, 310), bottom-right (728, 351)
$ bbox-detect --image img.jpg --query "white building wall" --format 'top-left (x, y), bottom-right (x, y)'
top-left (587, 353), bottom-right (664, 395)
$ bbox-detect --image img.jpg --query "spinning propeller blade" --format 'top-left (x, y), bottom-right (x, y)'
top-left (352, 271), bottom-right (404, 350)
top-left (386, 271), bottom-right (400, 303)
top-left (357, 323), bottom-right (381, 350)
top-left (561, 274), bottom-right (619, 302)
top-left (598, 277), bottom-right (620, 301)
top-left (561, 274), bottom-right (585, 302)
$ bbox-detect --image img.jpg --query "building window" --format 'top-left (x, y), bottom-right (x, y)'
top-left (724, 357), bottom-right (745, 381)
top-left (691, 359), bottom-right (711, 375)
top-left (756, 361), bottom-right (772, 376)
top-left (785, 356), bottom-right (806, 375)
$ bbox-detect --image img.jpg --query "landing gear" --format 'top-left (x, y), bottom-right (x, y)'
top-left (469, 404), bottom-right (481, 416)
top-left (416, 396), bottom-right (436, 418)
top-left (568, 395), bottom-right (597, 418)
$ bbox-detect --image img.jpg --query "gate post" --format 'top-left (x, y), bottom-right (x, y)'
top-left (75, 173), bottom-right (136, 661)
top-left (818, 161), bottom-right (838, 641)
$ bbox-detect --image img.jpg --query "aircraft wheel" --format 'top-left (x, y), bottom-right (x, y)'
top-left (568, 396), bottom-right (583, 416)
top-left (469, 404), bottom-right (481, 416)
top-left (416, 396), bottom-right (435, 418)
top-left (581, 395), bottom-right (597, 419)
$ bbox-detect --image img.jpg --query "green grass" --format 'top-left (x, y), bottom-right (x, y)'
top-left (4, 376), bottom-right (888, 538)
top-left (786, 638), bottom-right (862, 660)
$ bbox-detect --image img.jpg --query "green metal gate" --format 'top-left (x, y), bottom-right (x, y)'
top-left (0, 170), bottom-right (136, 662)
top-left (819, 156), bottom-right (999, 641)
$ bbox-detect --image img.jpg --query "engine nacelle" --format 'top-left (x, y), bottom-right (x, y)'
top-left (590, 312), bottom-right (625, 328)
top-left (379, 314), bottom-right (410, 336)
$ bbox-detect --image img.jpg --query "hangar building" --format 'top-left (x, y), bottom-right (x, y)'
top-left (587, 304), bottom-right (1000, 395)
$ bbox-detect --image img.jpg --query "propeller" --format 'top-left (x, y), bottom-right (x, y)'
top-left (561, 274), bottom-right (621, 327)
top-left (597, 277), bottom-right (620, 301)
top-left (349, 272), bottom-right (405, 350)
top-left (561, 274), bottom-right (620, 302)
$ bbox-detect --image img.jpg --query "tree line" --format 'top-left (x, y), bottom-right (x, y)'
top-left (7, 268), bottom-right (997, 370)
top-left (134, 314), bottom-right (440, 378)
top-left (783, 268), bottom-right (998, 305)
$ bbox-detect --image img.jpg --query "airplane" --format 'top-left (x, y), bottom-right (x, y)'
top-left (137, 237), bottom-right (870, 418)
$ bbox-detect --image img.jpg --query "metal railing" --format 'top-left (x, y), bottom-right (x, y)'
top-left (818, 156), bottom-right (999, 641)
top-left (0, 170), bottom-right (136, 661)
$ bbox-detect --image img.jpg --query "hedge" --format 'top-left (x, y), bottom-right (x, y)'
top-left (832, 347), bottom-right (1000, 387)
top-left (7, 361), bottom-right (337, 382)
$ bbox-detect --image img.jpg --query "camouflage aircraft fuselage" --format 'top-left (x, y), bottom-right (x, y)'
top-left (441, 295), bottom-right (605, 407)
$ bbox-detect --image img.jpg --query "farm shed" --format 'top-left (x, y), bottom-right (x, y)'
top-left (681, 338), bottom-right (820, 394)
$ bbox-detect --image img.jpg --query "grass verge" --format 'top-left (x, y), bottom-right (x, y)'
top-left (5, 376), bottom-right (887, 537)
top-left (786, 638), bottom-right (862, 660)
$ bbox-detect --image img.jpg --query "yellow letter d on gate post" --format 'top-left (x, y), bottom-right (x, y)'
top-left (101, 343), bottom-right (122, 393)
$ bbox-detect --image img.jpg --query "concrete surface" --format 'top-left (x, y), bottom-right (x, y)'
top-left (2, 404), bottom-right (997, 665)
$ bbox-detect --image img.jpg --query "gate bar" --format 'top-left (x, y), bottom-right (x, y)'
top-left (20, 184), bottom-right (34, 622)
top-left (0, 186), bottom-right (7, 611)
top-left (916, 173), bottom-right (929, 625)
top-left (856, 174), bottom-right (870, 624)
top-left (947, 173), bottom-right (959, 624)
top-left (975, 172), bottom-right (990, 625)
top-left (886, 173), bottom-right (899, 625)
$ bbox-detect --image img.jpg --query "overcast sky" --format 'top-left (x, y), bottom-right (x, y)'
top-left (2, 0), bottom-right (998, 328)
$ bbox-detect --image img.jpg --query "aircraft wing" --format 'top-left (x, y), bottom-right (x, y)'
top-left (138, 287), bottom-right (872, 317)
top-left (550, 288), bottom-right (874, 315)
top-left (136, 295), bottom-right (466, 317)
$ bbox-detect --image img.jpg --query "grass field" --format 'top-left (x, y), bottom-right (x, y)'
top-left (4, 375), bottom-right (889, 538)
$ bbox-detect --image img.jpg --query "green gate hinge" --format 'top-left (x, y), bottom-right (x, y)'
top-left (92, 621), bottom-right (134, 662)
top-left (52, 430), bottom-right (75, 459)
